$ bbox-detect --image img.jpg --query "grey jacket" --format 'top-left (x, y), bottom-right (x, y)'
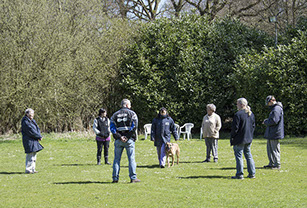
top-left (264, 102), bottom-right (284, 140)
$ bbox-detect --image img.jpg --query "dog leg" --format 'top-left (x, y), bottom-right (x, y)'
top-left (171, 155), bottom-right (175, 167)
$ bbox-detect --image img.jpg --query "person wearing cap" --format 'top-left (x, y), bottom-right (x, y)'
top-left (201, 104), bottom-right (222, 163)
top-left (230, 98), bottom-right (256, 179)
top-left (110, 99), bottom-right (140, 183)
top-left (151, 107), bottom-right (179, 168)
top-left (263, 95), bottom-right (284, 169)
top-left (93, 108), bottom-right (111, 165)
top-left (21, 108), bottom-right (44, 174)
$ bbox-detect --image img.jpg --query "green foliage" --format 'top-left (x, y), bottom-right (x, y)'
top-left (233, 31), bottom-right (307, 135)
top-left (0, 0), bottom-right (136, 133)
top-left (119, 15), bottom-right (273, 129)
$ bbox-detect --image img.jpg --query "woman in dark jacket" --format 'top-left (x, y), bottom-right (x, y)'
top-left (151, 108), bottom-right (179, 168)
top-left (230, 98), bottom-right (255, 179)
top-left (21, 108), bottom-right (44, 174)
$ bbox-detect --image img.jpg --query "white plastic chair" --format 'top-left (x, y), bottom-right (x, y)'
top-left (143, 124), bottom-right (152, 140)
top-left (200, 127), bottom-right (203, 140)
top-left (179, 123), bottom-right (194, 140)
top-left (175, 124), bottom-right (180, 135)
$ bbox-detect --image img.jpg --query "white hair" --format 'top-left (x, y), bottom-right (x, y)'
top-left (237, 98), bottom-right (252, 116)
top-left (25, 108), bottom-right (34, 115)
top-left (207, 104), bottom-right (216, 112)
top-left (121, 99), bottom-right (131, 107)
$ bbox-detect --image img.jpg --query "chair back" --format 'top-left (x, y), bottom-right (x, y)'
top-left (144, 124), bottom-right (152, 134)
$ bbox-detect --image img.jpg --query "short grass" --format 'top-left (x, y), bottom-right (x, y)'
top-left (0, 132), bottom-right (306, 208)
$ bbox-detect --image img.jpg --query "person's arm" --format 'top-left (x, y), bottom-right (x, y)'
top-left (215, 115), bottom-right (222, 133)
top-left (171, 120), bottom-right (179, 141)
top-left (264, 110), bottom-right (281, 126)
top-left (93, 119), bottom-right (100, 135)
top-left (151, 119), bottom-right (156, 141)
top-left (230, 114), bottom-right (240, 145)
top-left (23, 119), bottom-right (42, 140)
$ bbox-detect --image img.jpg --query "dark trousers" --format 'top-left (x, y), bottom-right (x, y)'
top-left (96, 140), bottom-right (110, 158)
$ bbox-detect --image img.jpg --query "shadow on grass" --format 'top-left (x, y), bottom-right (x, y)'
top-left (179, 161), bottom-right (204, 164)
top-left (55, 164), bottom-right (97, 167)
top-left (137, 164), bottom-right (160, 168)
top-left (54, 181), bottom-right (111, 185)
top-left (0, 171), bottom-right (25, 175)
top-left (178, 175), bottom-right (229, 179)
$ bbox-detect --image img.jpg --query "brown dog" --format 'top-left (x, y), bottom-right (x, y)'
top-left (165, 142), bottom-right (180, 167)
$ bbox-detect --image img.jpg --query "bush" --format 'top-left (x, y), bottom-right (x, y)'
top-left (233, 31), bottom-right (307, 135)
top-left (119, 15), bottom-right (273, 130)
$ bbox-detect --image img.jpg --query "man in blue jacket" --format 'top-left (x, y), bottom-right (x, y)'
top-left (151, 107), bottom-right (179, 168)
top-left (110, 99), bottom-right (140, 183)
top-left (263, 95), bottom-right (284, 169)
top-left (21, 108), bottom-right (44, 174)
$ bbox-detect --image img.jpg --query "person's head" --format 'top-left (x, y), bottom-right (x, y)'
top-left (25, 108), bottom-right (35, 120)
top-left (121, 99), bottom-right (131, 109)
top-left (159, 107), bottom-right (167, 116)
top-left (237, 98), bottom-right (252, 116)
top-left (206, 104), bottom-right (216, 116)
top-left (98, 108), bottom-right (106, 117)
top-left (265, 95), bottom-right (276, 106)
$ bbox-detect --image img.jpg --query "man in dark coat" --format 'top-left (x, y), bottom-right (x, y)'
top-left (151, 107), bottom-right (179, 168)
top-left (21, 108), bottom-right (44, 174)
top-left (263, 95), bottom-right (284, 169)
top-left (231, 98), bottom-right (256, 179)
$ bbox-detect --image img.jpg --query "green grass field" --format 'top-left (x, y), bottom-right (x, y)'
top-left (0, 132), bottom-right (306, 208)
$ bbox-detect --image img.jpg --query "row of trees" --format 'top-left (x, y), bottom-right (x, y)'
top-left (119, 16), bottom-right (306, 135)
top-left (0, 0), bottom-right (306, 135)
top-left (0, 0), bottom-right (136, 133)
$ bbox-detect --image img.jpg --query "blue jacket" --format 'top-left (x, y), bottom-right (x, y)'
top-left (264, 102), bottom-right (284, 140)
top-left (110, 107), bottom-right (138, 141)
top-left (21, 116), bottom-right (44, 153)
top-left (151, 114), bottom-right (178, 146)
top-left (231, 110), bottom-right (255, 146)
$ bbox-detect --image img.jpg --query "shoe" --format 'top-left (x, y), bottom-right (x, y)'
top-left (112, 180), bottom-right (118, 183)
top-left (214, 159), bottom-right (218, 163)
top-left (231, 175), bottom-right (244, 180)
top-left (130, 179), bottom-right (141, 183)
top-left (25, 171), bottom-right (33, 174)
top-left (33, 171), bottom-right (38, 173)
top-left (202, 159), bottom-right (210, 163)
top-left (272, 166), bottom-right (281, 170)
top-left (97, 162), bottom-right (101, 165)
top-left (160, 165), bottom-right (165, 168)
top-left (247, 175), bottom-right (255, 179)
top-left (263, 165), bottom-right (273, 169)
top-left (105, 162), bottom-right (111, 165)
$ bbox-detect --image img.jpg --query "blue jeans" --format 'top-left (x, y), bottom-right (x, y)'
top-left (112, 139), bottom-right (137, 181)
top-left (233, 143), bottom-right (255, 177)
top-left (156, 143), bottom-right (166, 166)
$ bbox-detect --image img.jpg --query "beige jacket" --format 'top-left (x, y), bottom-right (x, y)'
top-left (202, 112), bottom-right (222, 139)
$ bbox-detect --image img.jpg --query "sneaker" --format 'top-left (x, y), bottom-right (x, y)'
top-left (25, 171), bottom-right (33, 174)
top-left (202, 159), bottom-right (210, 163)
top-left (214, 159), bottom-right (218, 163)
top-left (112, 180), bottom-right (118, 183)
top-left (231, 175), bottom-right (244, 180)
top-left (247, 175), bottom-right (255, 179)
top-left (130, 178), bottom-right (141, 183)
top-left (263, 165), bottom-right (273, 169)
top-left (160, 165), bottom-right (165, 168)
top-left (272, 166), bottom-right (281, 170)
top-left (105, 162), bottom-right (111, 165)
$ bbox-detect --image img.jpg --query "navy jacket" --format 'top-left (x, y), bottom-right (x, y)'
top-left (151, 114), bottom-right (178, 146)
top-left (21, 116), bottom-right (44, 153)
top-left (231, 110), bottom-right (255, 146)
top-left (110, 107), bottom-right (138, 141)
top-left (264, 102), bottom-right (284, 140)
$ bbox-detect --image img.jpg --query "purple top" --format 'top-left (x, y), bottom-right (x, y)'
top-left (96, 135), bottom-right (111, 142)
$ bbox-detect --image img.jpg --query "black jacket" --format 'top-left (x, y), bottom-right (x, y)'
top-left (151, 114), bottom-right (178, 146)
top-left (231, 110), bottom-right (255, 146)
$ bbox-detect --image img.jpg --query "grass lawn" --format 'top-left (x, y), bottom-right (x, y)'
top-left (0, 132), bottom-right (306, 208)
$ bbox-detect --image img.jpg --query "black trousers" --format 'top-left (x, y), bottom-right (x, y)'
top-left (96, 140), bottom-right (110, 158)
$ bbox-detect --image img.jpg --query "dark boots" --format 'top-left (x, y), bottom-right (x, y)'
top-left (97, 156), bottom-right (101, 165)
top-left (105, 156), bottom-right (111, 165)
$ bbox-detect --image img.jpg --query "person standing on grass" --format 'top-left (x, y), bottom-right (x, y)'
top-left (263, 95), bottom-right (284, 170)
top-left (93, 108), bottom-right (111, 165)
top-left (151, 107), bottom-right (179, 168)
top-left (110, 99), bottom-right (140, 183)
top-left (201, 104), bottom-right (222, 163)
top-left (230, 98), bottom-right (256, 179)
top-left (21, 108), bottom-right (44, 174)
